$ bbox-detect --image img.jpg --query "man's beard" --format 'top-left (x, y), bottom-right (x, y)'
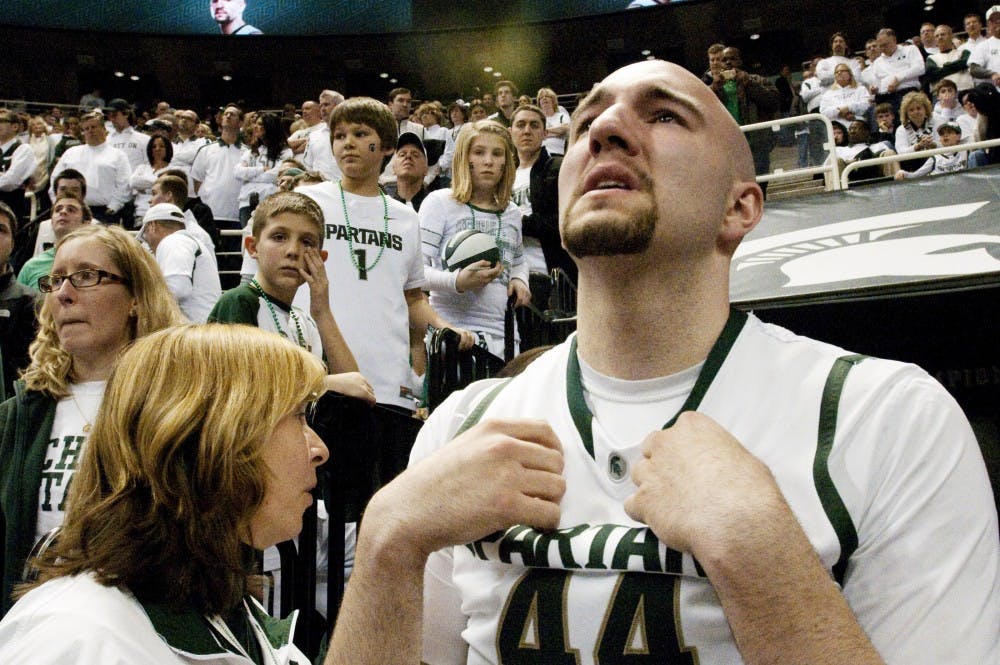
top-left (561, 199), bottom-right (656, 258)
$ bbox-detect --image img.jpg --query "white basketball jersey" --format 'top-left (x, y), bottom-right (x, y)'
top-left (413, 312), bottom-right (999, 664)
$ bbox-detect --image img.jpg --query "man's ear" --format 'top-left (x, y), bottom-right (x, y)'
top-left (244, 234), bottom-right (258, 258)
top-left (718, 180), bottom-right (763, 252)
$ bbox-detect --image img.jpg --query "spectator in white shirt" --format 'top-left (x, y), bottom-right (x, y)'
top-left (968, 6), bottom-right (1000, 90)
top-left (129, 135), bottom-right (173, 227)
top-left (169, 110), bottom-right (210, 197)
top-left (303, 89), bottom-right (344, 182)
top-left (964, 13), bottom-right (987, 48)
top-left (537, 87), bottom-right (569, 156)
top-left (816, 32), bottom-right (863, 94)
top-left (104, 99), bottom-right (150, 172)
top-left (820, 64), bottom-right (873, 124)
top-left (190, 105), bottom-right (245, 227)
top-left (925, 24), bottom-right (974, 93)
top-left (138, 202), bottom-right (220, 323)
top-left (49, 111), bottom-right (131, 224)
top-left (287, 101), bottom-right (323, 155)
top-left (895, 91), bottom-right (937, 171)
top-left (0, 109), bottom-right (38, 224)
top-left (870, 28), bottom-right (926, 117)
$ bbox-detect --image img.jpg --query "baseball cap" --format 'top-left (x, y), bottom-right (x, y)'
top-left (143, 202), bottom-right (185, 225)
top-left (937, 121), bottom-right (961, 134)
top-left (987, 5), bottom-right (1000, 20)
top-left (138, 202), bottom-right (187, 244)
top-left (105, 98), bottom-right (131, 113)
top-left (396, 131), bottom-right (427, 156)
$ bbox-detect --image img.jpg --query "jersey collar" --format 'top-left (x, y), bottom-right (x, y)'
top-left (566, 307), bottom-right (748, 459)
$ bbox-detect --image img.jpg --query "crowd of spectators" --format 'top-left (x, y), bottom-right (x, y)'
top-left (786, 8), bottom-right (1000, 177)
top-left (0, 9), bottom-right (997, 661)
top-left (1, 8), bottom-right (997, 387)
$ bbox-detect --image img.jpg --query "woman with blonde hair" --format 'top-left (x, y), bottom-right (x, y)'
top-left (0, 224), bottom-right (182, 616)
top-left (419, 120), bottom-right (529, 357)
top-left (536, 87), bottom-right (569, 156)
top-left (415, 102), bottom-right (449, 187)
top-left (26, 116), bottom-right (55, 215)
top-left (896, 91), bottom-right (937, 154)
top-left (818, 64), bottom-right (872, 124)
top-left (0, 324), bottom-right (328, 661)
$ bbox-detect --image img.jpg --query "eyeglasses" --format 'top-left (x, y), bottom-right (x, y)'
top-left (38, 268), bottom-right (130, 293)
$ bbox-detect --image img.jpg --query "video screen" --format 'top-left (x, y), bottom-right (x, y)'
top-left (2, 0), bottom-right (695, 36)
top-left (3, 1), bottom-right (412, 35)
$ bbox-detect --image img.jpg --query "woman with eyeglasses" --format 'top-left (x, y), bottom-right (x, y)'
top-left (0, 224), bottom-right (182, 617)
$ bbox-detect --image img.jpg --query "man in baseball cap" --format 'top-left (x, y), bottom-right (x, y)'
top-left (389, 131), bottom-right (430, 211)
top-left (140, 202), bottom-right (220, 322)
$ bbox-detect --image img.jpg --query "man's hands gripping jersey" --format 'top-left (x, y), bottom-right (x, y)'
top-left (366, 419), bottom-right (566, 565)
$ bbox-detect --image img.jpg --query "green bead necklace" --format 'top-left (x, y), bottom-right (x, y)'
top-left (466, 203), bottom-right (504, 250)
top-left (249, 278), bottom-right (307, 349)
top-left (340, 181), bottom-right (389, 280)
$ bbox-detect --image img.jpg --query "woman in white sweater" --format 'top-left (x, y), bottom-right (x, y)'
top-left (819, 64), bottom-right (872, 124)
top-left (418, 120), bottom-right (530, 357)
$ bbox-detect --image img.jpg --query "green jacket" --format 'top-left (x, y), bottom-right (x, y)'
top-left (0, 381), bottom-right (57, 618)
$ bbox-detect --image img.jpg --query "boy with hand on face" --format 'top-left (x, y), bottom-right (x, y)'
top-left (209, 190), bottom-right (373, 404)
top-left (872, 102), bottom-right (899, 145)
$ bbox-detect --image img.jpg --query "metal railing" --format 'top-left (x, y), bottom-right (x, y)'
top-left (217, 227), bottom-right (246, 280)
top-left (740, 112), bottom-right (842, 190)
top-left (840, 138), bottom-right (1000, 189)
top-left (739, 112), bottom-right (999, 194)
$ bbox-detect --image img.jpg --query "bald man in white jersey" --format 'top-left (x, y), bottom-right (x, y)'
top-left (326, 60), bottom-right (999, 665)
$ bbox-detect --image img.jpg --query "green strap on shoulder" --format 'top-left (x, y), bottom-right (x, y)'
top-left (454, 379), bottom-right (512, 437)
top-left (815, 353), bottom-right (867, 586)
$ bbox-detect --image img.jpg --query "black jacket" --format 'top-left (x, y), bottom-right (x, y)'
top-left (0, 270), bottom-right (39, 400)
top-left (520, 148), bottom-right (575, 281)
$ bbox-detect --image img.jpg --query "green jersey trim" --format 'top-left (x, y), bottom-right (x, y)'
top-left (566, 308), bottom-right (749, 459)
top-left (455, 378), bottom-right (513, 437)
top-left (815, 353), bottom-right (867, 586)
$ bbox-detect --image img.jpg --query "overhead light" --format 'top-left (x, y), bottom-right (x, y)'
top-left (222, 75), bottom-right (232, 81)
top-left (484, 66), bottom-right (493, 72)
top-left (130, 75), bottom-right (140, 81)
top-left (379, 72), bottom-right (389, 78)
top-left (390, 78), bottom-right (398, 84)
top-left (646, 55), bottom-right (656, 60)
top-left (114, 71), bottom-right (125, 78)
top-left (750, 33), bottom-right (761, 40)
top-left (641, 49), bottom-right (651, 56)
top-left (494, 72), bottom-right (502, 77)
top-left (923, 4), bottom-right (932, 9)
top-left (924, 0), bottom-right (934, 4)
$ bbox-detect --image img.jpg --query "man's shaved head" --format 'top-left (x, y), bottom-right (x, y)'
top-left (572, 60), bottom-right (754, 182)
top-left (560, 60), bottom-right (761, 262)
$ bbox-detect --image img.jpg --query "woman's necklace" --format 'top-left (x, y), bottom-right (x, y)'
top-left (466, 203), bottom-right (503, 249)
top-left (68, 389), bottom-right (94, 434)
top-left (248, 278), bottom-right (307, 349)
top-left (340, 182), bottom-right (389, 280)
